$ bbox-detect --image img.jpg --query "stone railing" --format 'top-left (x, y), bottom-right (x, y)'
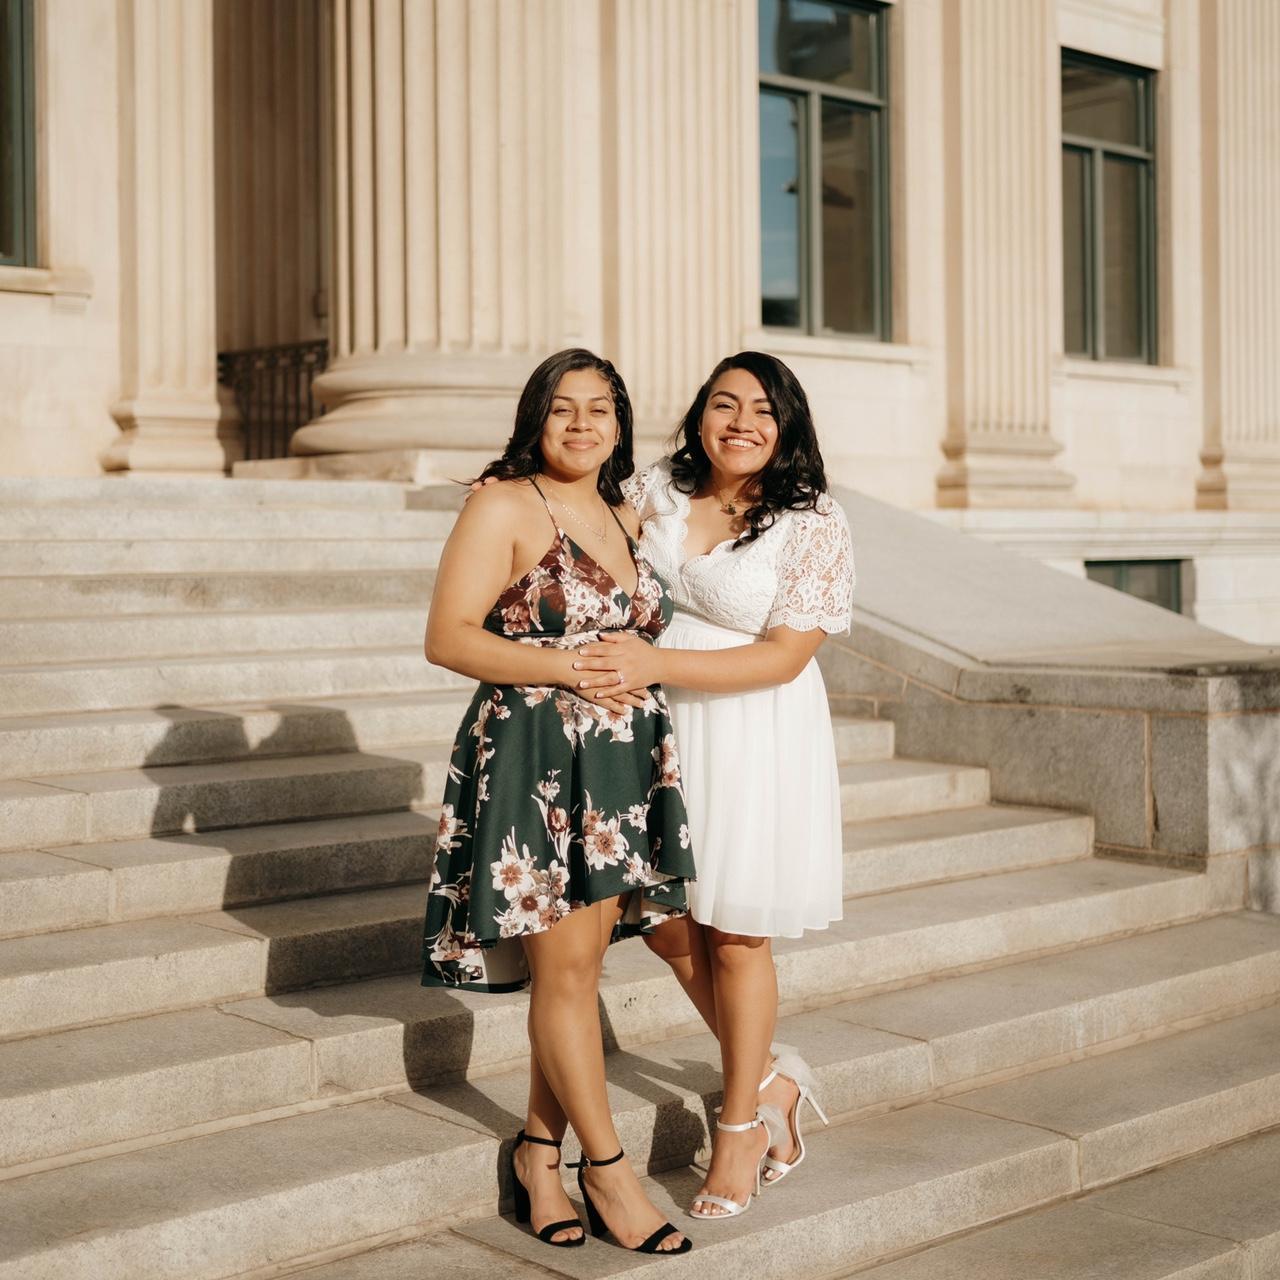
top-left (825, 489), bottom-right (1280, 912)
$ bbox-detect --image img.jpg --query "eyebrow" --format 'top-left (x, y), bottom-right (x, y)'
top-left (711, 390), bottom-right (772, 405)
top-left (552, 394), bottom-right (611, 403)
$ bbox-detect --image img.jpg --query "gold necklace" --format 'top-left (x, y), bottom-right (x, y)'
top-left (542, 480), bottom-right (609, 542)
top-left (714, 483), bottom-right (749, 516)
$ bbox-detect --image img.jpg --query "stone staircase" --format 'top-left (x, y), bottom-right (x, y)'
top-left (0, 476), bottom-right (1278, 1280)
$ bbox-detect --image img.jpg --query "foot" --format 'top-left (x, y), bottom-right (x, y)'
top-left (582, 1156), bottom-right (688, 1251)
top-left (514, 1141), bottom-right (584, 1245)
top-left (758, 1067), bottom-right (801, 1184)
top-left (690, 1121), bottom-right (771, 1216)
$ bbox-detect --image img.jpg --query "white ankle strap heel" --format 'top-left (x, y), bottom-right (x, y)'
top-left (687, 1106), bottom-right (786, 1220)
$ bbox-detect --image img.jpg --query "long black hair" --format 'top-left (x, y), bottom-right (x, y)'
top-left (476, 348), bottom-right (634, 505)
top-left (669, 351), bottom-right (828, 546)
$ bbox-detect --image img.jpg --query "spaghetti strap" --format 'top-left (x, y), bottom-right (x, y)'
top-left (605, 503), bottom-right (633, 541)
top-left (528, 478), bottom-right (561, 538)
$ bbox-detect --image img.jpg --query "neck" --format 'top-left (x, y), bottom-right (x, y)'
top-left (708, 468), bottom-right (757, 503)
top-left (539, 466), bottom-right (602, 496)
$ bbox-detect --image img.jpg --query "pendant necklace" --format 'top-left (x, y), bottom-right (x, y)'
top-left (715, 485), bottom-right (746, 516)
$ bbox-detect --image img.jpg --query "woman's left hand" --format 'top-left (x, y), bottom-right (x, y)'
top-left (573, 632), bottom-right (666, 694)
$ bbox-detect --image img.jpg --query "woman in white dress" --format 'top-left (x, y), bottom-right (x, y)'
top-left (572, 351), bottom-right (854, 1220)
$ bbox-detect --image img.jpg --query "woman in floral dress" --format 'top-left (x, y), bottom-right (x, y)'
top-left (422, 349), bottom-right (694, 1255)
top-left (573, 352), bottom-right (854, 1221)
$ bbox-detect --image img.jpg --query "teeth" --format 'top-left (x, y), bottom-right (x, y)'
top-left (723, 439), bottom-right (756, 449)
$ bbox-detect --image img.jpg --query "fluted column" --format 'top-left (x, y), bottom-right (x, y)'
top-left (604, 0), bottom-right (746, 440)
top-left (935, 0), bottom-right (1074, 508)
top-left (104, 0), bottom-right (238, 474)
top-left (293, 0), bottom-right (602, 459)
top-left (1196, 0), bottom-right (1280, 510)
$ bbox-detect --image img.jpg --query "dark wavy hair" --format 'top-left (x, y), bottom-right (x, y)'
top-left (475, 348), bottom-right (634, 505)
top-left (669, 351), bottom-right (828, 546)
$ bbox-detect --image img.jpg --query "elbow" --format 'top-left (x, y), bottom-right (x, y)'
top-left (424, 628), bottom-right (450, 669)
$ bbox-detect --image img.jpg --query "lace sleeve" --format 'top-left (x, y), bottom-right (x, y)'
top-left (620, 463), bottom-right (657, 518)
top-left (766, 498), bottom-right (855, 634)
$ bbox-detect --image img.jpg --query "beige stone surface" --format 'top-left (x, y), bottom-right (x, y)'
top-left (841, 804), bottom-right (1092, 896)
top-left (0, 849), bottom-right (109, 936)
top-left (0, 780), bottom-right (87, 852)
top-left (1088, 1127), bottom-right (1280, 1273)
top-left (841, 911), bottom-right (1280, 1085)
top-left (0, 690), bottom-right (468, 780)
top-left (836, 758), bottom-right (990, 822)
top-left (460, 1102), bottom-right (1076, 1279)
top-left (0, 647), bottom-right (451, 718)
top-left (854, 1200), bottom-right (1243, 1280)
top-left (0, 1099), bottom-right (494, 1280)
top-left (287, 1231), bottom-right (548, 1280)
top-left (949, 1003), bottom-right (1280, 1186)
top-left (0, 916), bottom-right (263, 1037)
top-left (0, 1006), bottom-right (310, 1165)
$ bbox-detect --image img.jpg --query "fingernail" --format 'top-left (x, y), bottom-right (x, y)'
top-left (572, 662), bottom-right (580, 669)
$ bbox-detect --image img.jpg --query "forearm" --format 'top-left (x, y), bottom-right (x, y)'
top-left (655, 637), bottom-right (813, 693)
top-left (426, 623), bottom-right (580, 687)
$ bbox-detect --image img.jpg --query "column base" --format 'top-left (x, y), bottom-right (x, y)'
top-left (102, 395), bottom-right (241, 476)
top-left (936, 431), bottom-right (1076, 509)
top-left (292, 350), bottom-right (534, 456)
top-left (233, 447), bottom-right (493, 486)
top-left (1196, 447), bottom-right (1280, 511)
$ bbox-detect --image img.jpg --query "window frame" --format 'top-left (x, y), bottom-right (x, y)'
top-left (1060, 50), bottom-right (1157, 365)
top-left (1085, 558), bottom-right (1183, 614)
top-left (1, 0), bottom-right (36, 269)
top-left (758, 0), bottom-right (890, 341)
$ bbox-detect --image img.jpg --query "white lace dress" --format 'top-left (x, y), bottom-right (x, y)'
top-left (623, 459), bottom-right (855, 937)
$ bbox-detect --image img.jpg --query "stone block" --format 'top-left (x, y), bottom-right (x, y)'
top-left (837, 758), bottom-right (990, 823)
top-left (0, 780), bottom-right (86, 852)
top-left (949, 1003), bottom-right (1280, 1186)
top-left (0, 850), bottom-right (109, 936)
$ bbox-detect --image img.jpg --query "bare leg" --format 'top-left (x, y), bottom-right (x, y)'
top-left (523, 898), bottom-right (687, 1251)
top-left (643, 913), bottom-right (718, 1036)
top-left (691, 928), bottom-right (778, 1215)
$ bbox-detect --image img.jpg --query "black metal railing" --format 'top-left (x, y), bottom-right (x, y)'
top-left (217, 339), bottom-right (330, 462)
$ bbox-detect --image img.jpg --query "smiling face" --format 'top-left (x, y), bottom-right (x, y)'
top-left (539, 368), bottom-right (618, 480)
top-left (698, 367), bottom-right (780, 487)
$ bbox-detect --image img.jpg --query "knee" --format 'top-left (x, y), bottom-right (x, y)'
top-left (707, 928), bottom-right (769, 972)
top-left (530, 950), bottom-right (602, 1002)
top-left (643, 918), bottom-right (693, 963)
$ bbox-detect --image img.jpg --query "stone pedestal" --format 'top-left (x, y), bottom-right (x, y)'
top-left (1196, 0), bottom-right (1280, 510)
top-left (935, 0), bottom-right (1074, 508)
top-left (103, 0), bottom-right (238, 475)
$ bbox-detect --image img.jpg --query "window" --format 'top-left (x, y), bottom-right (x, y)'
top-left (1061, 52), bottom-right (1155, 362)
top-left (759, 0), bottom-right (888, 338)
top-left (0, 0), bottom-right (36, 268)
top-left (1086, 560), bottom-right (1182, 614)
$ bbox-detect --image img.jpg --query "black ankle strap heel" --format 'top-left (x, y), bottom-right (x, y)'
top-left (510, 1130), bottom-right (585, 1248)
top-left (569, 1148), bottom-right (693, 1255)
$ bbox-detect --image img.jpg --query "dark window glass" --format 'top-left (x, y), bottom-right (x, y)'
top-left (1102, 156), bottom-right (1143, 359)
top-left (1062, 148), bottom-right (1089, 356)
top-left (759, 0), bottom-right (876, 92)
top-left (759, 0), bottom-right (887, 337)
top-left (820, 99), bottom-right (875, 335)
top-left (1062, 61), bottom-right (1143, 147)
top-left (1061, 53), bottom-right (1153, 362)
top-left (1086, 560), bottom-right (1182, 613)
top-left (760, 90), bottom-right (804, 329)
top-left (0, 0), bottom-right (35, 268)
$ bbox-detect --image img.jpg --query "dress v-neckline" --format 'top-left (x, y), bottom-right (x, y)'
top-left (559, 528), bottom-right (641, 603)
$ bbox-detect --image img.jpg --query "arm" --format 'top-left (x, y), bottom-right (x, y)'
top-left (423, 484), bottom-right (580, 688)
top-left (571, 625), bottom-right (825, 695)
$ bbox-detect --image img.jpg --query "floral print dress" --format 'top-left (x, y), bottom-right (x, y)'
top-left (421, 480), bottom-right (695, 992)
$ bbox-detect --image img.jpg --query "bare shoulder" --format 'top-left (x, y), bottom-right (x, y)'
top-left (455, 477), bottom-right (540, 524)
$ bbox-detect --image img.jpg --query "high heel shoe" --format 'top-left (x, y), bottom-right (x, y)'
top-left (569, 1148), bottom-right (693, 1254)
top-left (758, 1045), bottom-right (830, 1187)
top-left (509, 1130), bottom-right (585, 1247)
top-left (688, 1105), bottom-right (787, 1220)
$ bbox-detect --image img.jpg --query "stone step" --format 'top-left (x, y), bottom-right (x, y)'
top-left (841, 803), bottom-right (1092, 896)
top-left (0, 720), bottom-right (880, 932)
top-left (0, 537), bottom-right (445, 576)
top-left (0, 474), bottom-right (417, 511)
top-left (947, 1000), bottom-right (1280, 1188)
top-left (0, 854), bottom-right (1213, 1049)
top-left (2, 911), bottom-right (1275, 1173)
top-left (0, 504), bottom-right (451, 543)
top-left (0, 569), bottom-right (434, 618)
top-left (0, 1079), bottom-right (1078, 1280)
top-left (0, 744), bottom-right (451, 852)
top-left (0, 605), bottom-right (426, 665)
top-left (0, 730), bottom-right (905, 852)
top-left (0, 884), bottom-right (425, 1040)
top-left (838, 757), bottom-right (989, 820)
top-left (0, 647), bottom-right (457, 716)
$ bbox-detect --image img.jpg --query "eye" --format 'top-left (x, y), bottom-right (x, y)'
top-left (758, 407), bottom-right (774, 417)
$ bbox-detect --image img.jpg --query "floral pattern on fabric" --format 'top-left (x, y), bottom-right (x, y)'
top-left (422, 514), bottom-right (695, 992)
